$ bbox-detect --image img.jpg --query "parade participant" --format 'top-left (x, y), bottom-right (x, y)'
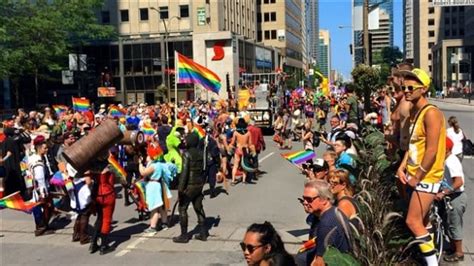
top-left (2, 127), bottom-right (28, 198)
top-left (397, 68), bottom-right (446, 266)
top-left (241, 221), bottom-right (295, 266)
top-left (202, 127), bottom-right (221, 198)
top-left (139, 145), bottom-right (172, 234)
top-left (89, 160), bottom-right (116, 255)
top-left (173, 132), bottom-right (208, 243)
top-left (296, 180), bottom-right (351, 266)
top-left (247, 118), bottom-right (265, 179)
top-left (164, 121), bottom-right (185, 174)
top-left (28, 136), bottom-right (55, 236)
top-left (157, 116), bottom-right (172, 154)
top-left (229, 118), bottom-right (252, 185)
top-left (438, 137), bottom-right (466, 262)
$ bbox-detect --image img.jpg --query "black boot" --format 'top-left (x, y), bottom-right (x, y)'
top-left (72, 218), bottom-right (81, 242)
top-left (89, 235), bottom-right (99, 254)
top-left (123, 188), bottom-right (131, 206)
top-left (172, 220), bottom-right (189, 243)
top-left (194, 223), bottom-right (208, 241)
top-left (99, 234), bottom-right (114, 255)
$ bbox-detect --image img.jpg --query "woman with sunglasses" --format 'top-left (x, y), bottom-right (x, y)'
top-left (241, 221), bottom-right (295, 266)
top-left (397, 68), bottom-right (446, 266)
top-left (328, 170), bottom-right (358, 220)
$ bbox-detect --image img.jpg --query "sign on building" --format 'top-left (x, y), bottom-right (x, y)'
top-left (431, 0), bottom-right (474, 6)
top-left (69, 54), bottom-right (87, 71)
top-left (197, 7), bottom-right (206, 26)
top-left (62, 70), bottom-right (74, 85)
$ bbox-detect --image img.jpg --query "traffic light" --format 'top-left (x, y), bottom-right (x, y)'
top-left (349, 44), bottom-right (353, 55)
top-left (170, 74), bottom-right (175, 87)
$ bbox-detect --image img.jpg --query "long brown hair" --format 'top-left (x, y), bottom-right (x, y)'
top-left (328, 169), bottom-right (354, 196)
top-left (448, 116), bottom-right (460, 134)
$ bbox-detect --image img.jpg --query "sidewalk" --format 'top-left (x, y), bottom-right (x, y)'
top-left (429, 97), bottom-right (474, 106)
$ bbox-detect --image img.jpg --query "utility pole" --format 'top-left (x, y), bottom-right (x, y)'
top-left (363, 0), bottom-right (370, 66)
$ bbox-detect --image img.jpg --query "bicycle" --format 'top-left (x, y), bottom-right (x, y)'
top-left (430, 193), bottom-right (453, 263)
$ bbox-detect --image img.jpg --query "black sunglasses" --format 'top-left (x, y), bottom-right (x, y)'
top-left (298, 195), bottom-right (320, 204)
top-left (240, 242), bottom-right (264, 254)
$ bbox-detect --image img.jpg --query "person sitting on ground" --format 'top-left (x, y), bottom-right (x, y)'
top-left (296, 180), bottom-right (352, 266)
top-left (437, 137), bottom-right (466, 263)
top-left (333, 136), bottom-right (358, 185)
top-left (241, 221), bottom-right (295, 266)
top-left (328, 169), bottom-right (358, 220)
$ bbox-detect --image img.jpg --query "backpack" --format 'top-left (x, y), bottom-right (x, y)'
top-left (312, 132), bottom-right (321, 148)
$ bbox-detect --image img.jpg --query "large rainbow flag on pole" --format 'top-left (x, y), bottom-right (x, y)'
top-left (72, 97), bottom-right (90, 112)
top-left (0, 191), bottom-right (40, 213)
top-left (176, 52), bottom-right (221, 94)
top-left (281, 150), bottom-right (316, 165)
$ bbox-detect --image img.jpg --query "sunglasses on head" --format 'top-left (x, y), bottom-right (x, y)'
top-left (401, 85), bottom-right (424, 92)
top-left (240, 242), bottom-right (264, 254)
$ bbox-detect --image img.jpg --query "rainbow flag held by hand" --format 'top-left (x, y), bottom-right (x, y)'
top-left (0, 191), bottom-right (40, 213)
top-left (133, 180), bottom-right (148, 210)
top-left (142, 123), bottom-right (156, 136)
top-left (50, 171), bottom-right (65, 187)
top-left (281, 150), bottom-right (316, 165)
top-left (108, 105), bottom-right (126, 118)
top-left (193, 125), bottom-right (206, 139)
top-left (52, 105), bottom-right (68, 116)
top-left (64, 178), bottom-right (74, 191)
top-left (108, 154), bottom-right (127, 185)
top-left (72, 97), bottom-right (90, 112)
top-left (298, 237), bottom-right (317, 253)
top-left (176, 52), bottom-right (221, 94)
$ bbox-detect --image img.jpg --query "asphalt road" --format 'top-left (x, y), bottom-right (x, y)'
top-left (1, 100), bottom-right (473, 265)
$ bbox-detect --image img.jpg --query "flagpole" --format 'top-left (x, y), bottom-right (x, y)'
top-left (174, 50), bottom-right (178, 121)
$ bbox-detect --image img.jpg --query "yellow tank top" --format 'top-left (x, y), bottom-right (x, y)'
top-left (407, 105), bottom-right (446, 183)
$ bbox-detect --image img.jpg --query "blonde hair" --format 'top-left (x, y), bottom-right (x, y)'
top-left (323, 150), bottom-right (337, 160)
top-left (328, 169), bottom-right (354, 196)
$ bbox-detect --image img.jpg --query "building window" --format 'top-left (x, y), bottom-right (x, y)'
top-left (429, 30), bottom-right (435, 37)
top-left (460, 28), bottom-right (464, 36)
top-left (271, 30), bottom-right (277, 39)
top-left (445, 17), bottom-right (450, 24)
top-left (460, 6), bottom-right (464, 11)
top-left (120, 10), bottom-right (129, 22)
top-left (452, 17), bottom-right (457, 24)
top-left (429, 65), bottom-right (432, 72)
top-left (257, 0), bottom-right (261, 5)
top-left (159, 7), bottom-right (168, 19)
top-left (428, 19), bottom-right (434, 26)
top-left (140, 8), bottom-right (149, 21)
top-left (429, 7), bottom-right (434, 14)
top-left (257, 30), bottom-right (262, 41)
top-left (445, 7), bottom-right (450, 13)
top-left (101, 11), bottom-right (110, 24)
top-left (257, 13), bottom-right (261, 22)
top-left (270, 0), bottom-right (276, 3)
top-left (428, 54), bottom-right (432, 60)
top-left (428, 42), bottom-right (434, 48)
top-left (452, 29), bottom-right (457, 35)
top-left (445, 30), bottom-right (450, 36)
top-left (264, 12), bottom-right (270, 21)
top-left (264, 30), bottom-right (270, 39)
top-left (180, 5), bottom-right (189, 18)
top-left (263, 0), bottom-right (269, 3)
top-left (271, 12), bottom-right (276, 21)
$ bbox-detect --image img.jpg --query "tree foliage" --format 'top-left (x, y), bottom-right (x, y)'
top-left (351, 64), bottom-right (380, 112)
top-left (372, 47), bottom-right (403, 87)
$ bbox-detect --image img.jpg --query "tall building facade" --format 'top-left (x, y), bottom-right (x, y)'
top-left (353, 0), bottom-right (394, 65)
top-left (305, 0), bottom-right (319, 65)
top-left (81, 0), bottom-right (284, 104)
top-left (403, 0), bottom-right (414, 59)
top-left (257, 0), bottom-right (305, 73)
top-left (318, 30), bottom-right (331, 78)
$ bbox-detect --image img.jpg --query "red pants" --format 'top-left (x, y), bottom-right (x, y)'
top-left (95, 193), bottom-right (115, 234)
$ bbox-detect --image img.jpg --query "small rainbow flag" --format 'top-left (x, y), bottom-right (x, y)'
top-left (50, 171), bottom-right (65, 187)
top-left (281, 150), bottom-right (316, 165)
top-left (52, 105), bottom-right (68, 116)
top-left (133, 180), bottom-right (148, 209)
top-left (193, 125), bottom-right (206, 139)
top-left (72, 97), bottom-right (90, 112)
top-left (142, 123), bottom-right (156, 136)
top-left (298, 237), bottom-right (317, 253)
top-left (64, 178), bottom-right (74, 191)
top-left (108, 154), bottom-right (127, 184)
top-left (108, 105), bottom-right (126, 118)
top-left (0, 191), bottom-right (40, 213)
top-left (176, 52), bottom-right (221, 94)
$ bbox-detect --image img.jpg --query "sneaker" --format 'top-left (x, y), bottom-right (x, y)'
top-left (157, 224), bottom-right (169, 231)
top-left (144, 227), bottom-right (157, 234)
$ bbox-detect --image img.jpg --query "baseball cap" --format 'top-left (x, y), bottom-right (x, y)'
top-left (33, 135), bottom-right (46, 146)
top-left (312, 158), bottom-right (329, 172)
top-left (399, 68), bottom-right (431, 87)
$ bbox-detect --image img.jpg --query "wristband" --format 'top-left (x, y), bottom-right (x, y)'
top-left (419, 165), bottom-right (428, 173)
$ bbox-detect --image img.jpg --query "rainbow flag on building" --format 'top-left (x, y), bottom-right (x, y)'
top-left (142, 123), bottom-right (156, 136)
top-left (72, 97), bottom-right (90, 112)
top-left (281, 150), bottom-right (316, 165)
top-left (193, 125), bottom-right (206, 139)
top-left (0, 191), bottom-right (40, 213)
top-left (176, 52), bottom-right (221, 94)
top-left (108, 154), bottom-right (127, 185)
top-left (52, 105), bottom-right (68, 116)
top-left (108, 105), bottom-right (126, 118)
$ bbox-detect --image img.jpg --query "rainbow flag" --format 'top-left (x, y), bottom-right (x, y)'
top-left (281, 150), bottom-right (316, 165)
top-left (176, 52), bottom-right (221, 94)
top-left (109, 105), bottom-right (126, 118)
top-left (298, 237), bottom-right (317, 253)
top-left (193, 125), bottom-right (206, 139)
top-left (72, 97), bottom-right (90, 112)
top-left (52, 105), bottom-right (68, 116)
top-left (134, 180), bottom-right (148, 209)
top-left (142, 123), bottom-right (156, 136)
top-left (108, 154), bottom-right (127, 184)
top-left (64, 178), bottom-right (74, 191)
top-left (0, 191), bottom-right (40, 213)
top-left (50, 171), bottom-right (65, 187)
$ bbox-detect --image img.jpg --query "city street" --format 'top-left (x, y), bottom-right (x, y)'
top-left (1, 100), bottom-right (473, 265)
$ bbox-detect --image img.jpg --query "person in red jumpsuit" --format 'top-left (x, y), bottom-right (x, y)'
top-left (89, 162), bottom-right (116, 255)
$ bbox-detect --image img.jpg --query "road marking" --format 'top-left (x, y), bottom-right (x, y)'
top-left (259, 152), bottom-right (274, 163)
top-left (115, 232), bottom-right (155, 257)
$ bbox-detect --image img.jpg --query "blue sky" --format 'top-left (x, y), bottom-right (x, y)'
top-left (319, 0), bottom-right (403, 80)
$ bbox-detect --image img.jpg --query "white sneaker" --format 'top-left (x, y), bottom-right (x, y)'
top-left (68, 211), bottom-right (78, 220)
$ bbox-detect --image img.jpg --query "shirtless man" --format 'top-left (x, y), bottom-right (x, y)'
top-left (229, 118), bottom-right (253, 185)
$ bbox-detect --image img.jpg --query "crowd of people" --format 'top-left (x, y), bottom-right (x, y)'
top-left (0, 62), bottom-right (469, 265)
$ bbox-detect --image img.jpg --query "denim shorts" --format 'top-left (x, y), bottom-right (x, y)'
top-left (446, 192), bottom-right (467, 240)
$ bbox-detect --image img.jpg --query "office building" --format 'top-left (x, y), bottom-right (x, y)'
top-left (318, 30), bottom-right (331, 78)
top-left (305, 0), bottom-right (319, 65)
top-left (403, 0), bottom-right (414, 59)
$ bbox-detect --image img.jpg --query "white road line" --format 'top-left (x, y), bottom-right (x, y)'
top-left (259, 152), bottom-right (274, 163)
top-left (115, 232), bottom-right (155, 257)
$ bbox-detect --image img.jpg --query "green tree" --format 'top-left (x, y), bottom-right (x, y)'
top-left (351, 64), bottom-right (380, 112)
top-left (0, 0), bottom-right (116, 107)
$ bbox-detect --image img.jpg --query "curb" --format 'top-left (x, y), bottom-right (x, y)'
top-left (429, 99), bottom-right (474, 107)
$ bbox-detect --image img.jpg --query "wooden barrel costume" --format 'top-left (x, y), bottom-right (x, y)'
top-left (118, 130), bottom-right (145, 147)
